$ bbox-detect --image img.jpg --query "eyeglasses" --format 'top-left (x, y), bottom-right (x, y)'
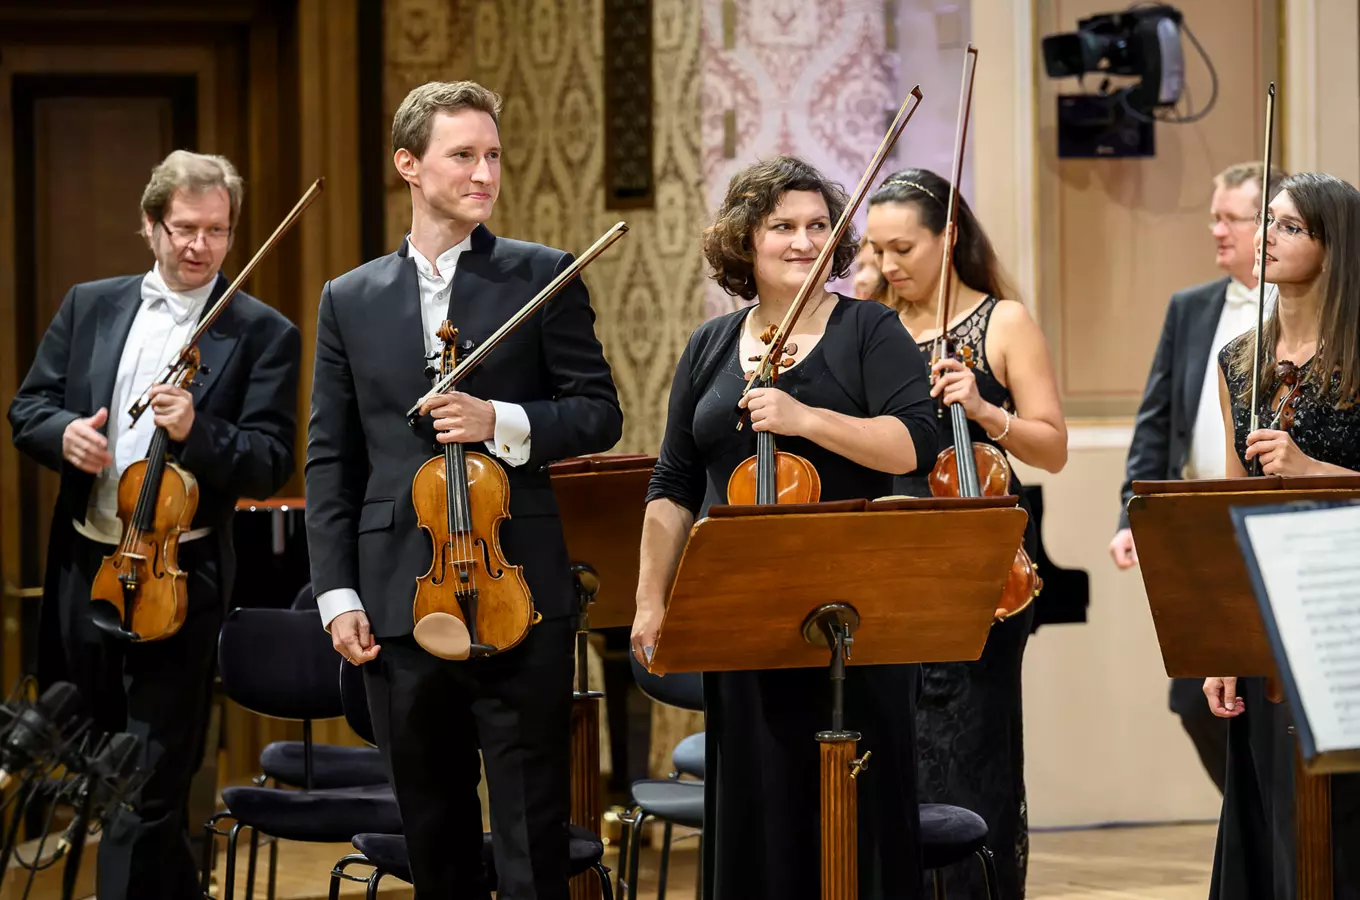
top-left (1208, 214), bottom-right (1255, 230)
top-left (1254, 211), bottom-right (1314, 240)
top-left (158, 221), bottom-right (231, 247)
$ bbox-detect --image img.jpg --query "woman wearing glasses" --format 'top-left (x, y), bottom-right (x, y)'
top-left (1207, 172), bottom-right (1360, 899)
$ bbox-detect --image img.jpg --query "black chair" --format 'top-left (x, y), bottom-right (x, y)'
top-left (248, 585), bottom-right (386, 792)
top-left (920, 803), bottom-right (1000, 900)
top-left (329, 826), bottom-right (616, 899)
top-left (202, 608), bottom-right (402, 900)
top-left (328, 657), bottom-right (614, 898)
top-left (615, 654), bottom-right (706, 900)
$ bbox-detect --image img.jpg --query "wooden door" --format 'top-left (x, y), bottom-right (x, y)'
top-left (6, 75), bottom-right (198, 687)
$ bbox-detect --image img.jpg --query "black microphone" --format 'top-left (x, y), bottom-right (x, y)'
top-left (0, 682), bottom-right (83, 788)
top-left (58, 732), bottom-right (144, 852)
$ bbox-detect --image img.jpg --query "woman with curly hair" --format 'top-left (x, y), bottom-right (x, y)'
top-left (630, 155), bottom-right (939, 899)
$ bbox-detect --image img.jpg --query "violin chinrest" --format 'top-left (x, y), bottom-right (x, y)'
top-left (414, 612), bottom-right (473, 660)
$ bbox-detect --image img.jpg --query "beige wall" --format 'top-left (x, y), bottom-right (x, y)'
top-left (1015, 444), bottom-right (1222, 826)
top-left (973, 0), bottom-right (1274, 827)
top-left (976, 0), bottom-right (1360, 828)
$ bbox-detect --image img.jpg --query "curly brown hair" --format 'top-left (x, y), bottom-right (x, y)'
top-left (702, 156), bottom-right (858, 301)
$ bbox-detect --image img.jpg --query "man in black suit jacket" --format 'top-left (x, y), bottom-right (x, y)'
top-left (1111, 161), bottom-right (1285, 794)
top-left (7, 151), bottom-right (299, 899)
top-left (306, 81), bottom-right (622, 899)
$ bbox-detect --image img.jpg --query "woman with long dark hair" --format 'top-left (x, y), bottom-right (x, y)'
top-left (864, 167), bottom-right (1068, 899)
top-left (1207, 171), bottom-right (1360, 898)
top-left (631, 155), bottom-right (939, 899)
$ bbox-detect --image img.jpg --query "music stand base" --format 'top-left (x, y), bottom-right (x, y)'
top-left (803, 602), bottom-right (865, 900)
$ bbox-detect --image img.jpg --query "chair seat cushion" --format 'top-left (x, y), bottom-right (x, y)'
top-left (352, 824), bottom-right (605, 886)
top-left (630, 779), bottom-right (704, 829)
top-left (260, 741), bottom-right (388, 790)
top-left (671, 732), bottom-right (705, 779)
top-left (919, 803), bottom-right (989, 869)
top-left (222, 783), bottom-right (402, 843)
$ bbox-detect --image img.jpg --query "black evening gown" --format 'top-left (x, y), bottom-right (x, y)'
top-left (1211, 335), bottom-right (1360, 899)
top-left (894, 297), bottom-right (1038, 900)
top-left (646, 296), bottom-right (939, 900)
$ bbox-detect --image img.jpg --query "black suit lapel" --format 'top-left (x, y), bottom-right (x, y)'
top-left (384, 244), bottom-right (437, 402)
top-left (88, 281), bottom-right (143, 416)
top-left (445, 227), bottom-right (504, 365)
top-left (1180, 278), bottom-right (1230, 428)
top-left (188, 273), bottom-right (240, 404)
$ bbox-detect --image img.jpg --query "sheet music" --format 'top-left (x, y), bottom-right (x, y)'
top-left (1243, 505), bottom-right (1360, 753)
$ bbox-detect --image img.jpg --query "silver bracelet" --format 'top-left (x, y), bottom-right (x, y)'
top-left (985, 408), bottom-right (1012, 442)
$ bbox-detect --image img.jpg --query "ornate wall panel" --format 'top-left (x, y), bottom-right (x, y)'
top-left (699, 0), bottom-right (900, 317)
top-left (384, 0), bottom-right (706, 456)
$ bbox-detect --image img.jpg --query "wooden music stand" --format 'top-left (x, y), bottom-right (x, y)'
top-left (549, 454), bottom-right (655, 900)
top-left (550, 455), bottom-right (655, 629)
top-left (1128, 474), bottom-right (1360, 900)
top-left (650, 497), bottom-right (1026, 900)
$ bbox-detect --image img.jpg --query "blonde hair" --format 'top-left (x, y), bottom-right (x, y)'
top-left (392, 81), bottom-right (502, 159)
top-left (140, 150), bottom-right (244, 232)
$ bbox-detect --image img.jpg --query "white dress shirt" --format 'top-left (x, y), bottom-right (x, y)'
top-left (74, 264), bottom-right (215, 545)
top-left (315, 237), bottom-right (534, 630)
top-left (1184, 278), bottom-right (1269, 480)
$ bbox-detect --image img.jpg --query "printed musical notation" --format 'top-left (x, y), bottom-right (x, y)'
top-left (1243, 505), bottom-right (1360, 752)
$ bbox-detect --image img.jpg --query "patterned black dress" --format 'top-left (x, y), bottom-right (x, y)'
top-left (1211, 334), bottom-right (1360, 899)
top-left (895, 297), bottom-right (1038, 900)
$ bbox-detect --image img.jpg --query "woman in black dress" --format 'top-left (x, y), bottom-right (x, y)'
top-left (863, 168), bottom-right (1068, 900)
top-left (630, 156), bottom-right (939, 900)
top-left (1207, 171), bottom-right (1360, 899)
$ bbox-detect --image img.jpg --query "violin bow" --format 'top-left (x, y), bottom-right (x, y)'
top-left (1247, 82), bottom-right (1276, 476)
top-left (738, 86), bottom-right (925, 408)
top-left (405, 221), bottom-right (630, 422)
top-left (129, 177), bottom-right (327, 423)
top-left (930, 44), bottom-right (980, 368)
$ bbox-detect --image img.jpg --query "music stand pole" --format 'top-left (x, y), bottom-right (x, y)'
top-left (569, 564), bottom-right (605, 900)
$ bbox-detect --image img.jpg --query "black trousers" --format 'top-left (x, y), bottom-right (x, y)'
top-left (363, 617), bottom-right (575, 900)
top-left (1169, 676), bottom-right (1228, 794)
top-left (53, 531), bottom-right (223, 900)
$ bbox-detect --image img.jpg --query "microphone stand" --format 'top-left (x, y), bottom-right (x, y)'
top-left (58, 787), bottom-right (94, 900)
top-left (0, 774), bottom-right (40, 888)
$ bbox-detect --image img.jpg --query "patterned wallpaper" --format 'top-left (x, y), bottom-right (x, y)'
top-left (700, 0), bottom-right (901, 317)
top-left (384, 0), bottom-right (707, 456)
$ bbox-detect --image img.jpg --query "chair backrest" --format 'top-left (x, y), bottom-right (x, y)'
top-left (290, 582), bottom-right (316, 610)
top-left (217, 607), bottom-right (343, 721)
top-left (338, 658), bottom-right (377, 746)
top-left (630, 652), bottom-right (703, 711)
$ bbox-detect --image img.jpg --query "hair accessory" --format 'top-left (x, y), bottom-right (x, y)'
top-left (883, 179), bottom-right (942, 205)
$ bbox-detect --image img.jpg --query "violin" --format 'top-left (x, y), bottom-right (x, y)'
top-left (405, 223), bottom-right (629, 659)
top-left (89, 178), bottom-right (325, 641)
top-left (725, 325), bottom-right (821, 505)
top-left (927, 344), bottom-right (1042, 620)
top-left (921, 46), bottom-right (1040, 621)
top-left (412, 321), bottom-right (536, 660)
top-left (726, 87), bottom-right (926, 504)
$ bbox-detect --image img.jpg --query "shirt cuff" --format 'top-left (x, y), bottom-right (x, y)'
top-left (485, 400), bottom-right (532, 466)
top-left (316, 588), bottom-right (366, 632)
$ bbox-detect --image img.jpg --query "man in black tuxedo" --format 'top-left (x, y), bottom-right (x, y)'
top-left (8, 150), bottom-right (300, 899)
top-left (305, 80), bottom-right (622, 899)
top-left (1111, 161), bottom-right (1285, 794)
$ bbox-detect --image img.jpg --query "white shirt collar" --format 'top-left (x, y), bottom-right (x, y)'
top-left (1225, 278), bottom-right (1255, 306)
top-left (408, 235), bottom-right (473, 283)
top-left (142, 263), bottom-right (216, 326)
